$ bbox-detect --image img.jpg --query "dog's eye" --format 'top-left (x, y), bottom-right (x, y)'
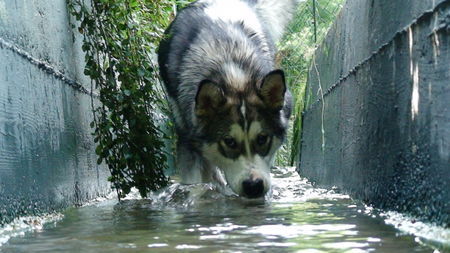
top-left (223, 137), bottom-right (237, 149)
top-left (256, 134), bottom-right (268, 145)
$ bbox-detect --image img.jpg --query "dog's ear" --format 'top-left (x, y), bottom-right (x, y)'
top-left (195, 80), bottom-right (225, 117)
top-left (259, 70), bottom-right (286, 110)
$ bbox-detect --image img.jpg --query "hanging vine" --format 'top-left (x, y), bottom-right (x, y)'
top-left (67, 0), bottom-right (183, 199)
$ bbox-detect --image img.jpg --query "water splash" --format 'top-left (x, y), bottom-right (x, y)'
top-left (0, 213), bottom-right (63, 247)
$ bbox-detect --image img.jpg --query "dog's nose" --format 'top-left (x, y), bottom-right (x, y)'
top-left (242, 178), bottom-right (264, 198)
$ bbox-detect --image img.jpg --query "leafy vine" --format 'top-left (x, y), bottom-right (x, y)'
top-left (67, 0), bottom-right (184, 198)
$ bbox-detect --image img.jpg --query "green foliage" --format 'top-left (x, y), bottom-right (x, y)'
top-left (67, 0), bottom-right (182, 199)
top-left (276, 0), bottom-right (345, 166)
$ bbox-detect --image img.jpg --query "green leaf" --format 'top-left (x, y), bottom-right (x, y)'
top-left (95, 145), bottom-right (102, 156)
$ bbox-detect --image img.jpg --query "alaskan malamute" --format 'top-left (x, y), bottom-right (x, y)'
top-left (158, 0), bottom-right (296, 198)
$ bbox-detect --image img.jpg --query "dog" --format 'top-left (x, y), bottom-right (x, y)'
top-left (158, 0), bottom-right (296, 198)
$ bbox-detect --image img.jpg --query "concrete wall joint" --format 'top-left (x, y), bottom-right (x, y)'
top-left (0, 36), bottom-right (95, 97)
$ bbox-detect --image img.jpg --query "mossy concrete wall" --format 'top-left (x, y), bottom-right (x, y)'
top-left (299, 0), bottom-right (450, 226)
top-left (0, 0), bottom-right (110, 224)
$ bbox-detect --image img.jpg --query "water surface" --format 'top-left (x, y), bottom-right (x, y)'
top-left (1, 167), bottom-right (447, 252)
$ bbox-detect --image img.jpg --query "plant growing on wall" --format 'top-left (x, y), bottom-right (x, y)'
top-left (67, 0), bottom-right (181, 199)
top-left (276, 0), bottom-right (345, 166)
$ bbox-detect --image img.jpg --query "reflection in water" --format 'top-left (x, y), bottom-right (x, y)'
top-left (0, 167), bottom-right (447, 252)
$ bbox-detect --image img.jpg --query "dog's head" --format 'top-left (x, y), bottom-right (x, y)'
top-left (195, 70), bottom-right (291, 198)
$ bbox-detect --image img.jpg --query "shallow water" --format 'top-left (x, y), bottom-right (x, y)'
top-left (1, 167), bottom-right (448, 252)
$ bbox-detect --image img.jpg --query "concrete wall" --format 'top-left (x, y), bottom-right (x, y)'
top-left (0, 0), bottom-right (110, 224)
top-left (299, 0), bottom-right (450, 226)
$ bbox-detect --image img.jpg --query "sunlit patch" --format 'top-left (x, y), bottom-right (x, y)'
top-left (175, 244), bottom-right (203, 249)
top-left (408, 27), bottom-right (414, 61)
top-left (411, 62), bottom-right (420, 120)
top-left (367, 237), bottom-right (381, 242)
top-left (433, 32), bottom-right (441, 58)
top-left (147, 243), bottom-right (168, 248)
top-left (408, 27), bottom-right (419, 121)
top-left (197, 223), bottom-right (247, 234)
top-left (199, 234), bottom-right (227, 240)
top-left (432, 32), bottom-right (440, 66)
top-left (431, 12), bottom-right (441, 67)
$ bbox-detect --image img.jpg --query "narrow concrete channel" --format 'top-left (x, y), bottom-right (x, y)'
top-left (0, 0), bottom-right (449, 252)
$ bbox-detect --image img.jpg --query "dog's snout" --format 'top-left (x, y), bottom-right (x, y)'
top-left (242, 178), bottom-right (264, 198)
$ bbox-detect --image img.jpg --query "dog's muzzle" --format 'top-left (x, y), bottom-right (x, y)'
top-left (242, 178), bottom-right (265, 198)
